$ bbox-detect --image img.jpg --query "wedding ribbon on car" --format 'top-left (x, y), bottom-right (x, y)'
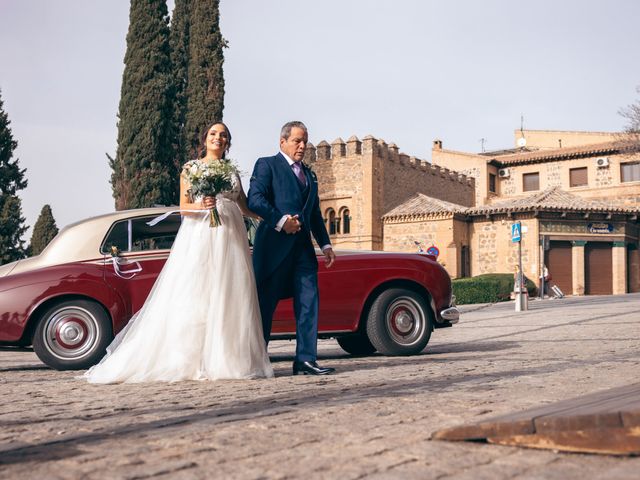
top-left (145, 209), bottom-right (208, 227)
top-left (109, 209), bottom-right (211, 281)
top-left (109, 246), bottom-right (143, 280)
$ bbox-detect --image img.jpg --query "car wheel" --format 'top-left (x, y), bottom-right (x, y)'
top-left (366, 288), bottom-right (433, 355)
top-left (337, 334), bottom-right (377, 356)
top-left (32, 299), bottom-right (112, 370)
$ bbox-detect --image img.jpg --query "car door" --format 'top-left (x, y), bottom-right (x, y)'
top-left (102, 213), bottom-right (181, 322)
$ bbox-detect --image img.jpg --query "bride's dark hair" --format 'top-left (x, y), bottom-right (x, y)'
top-left (199, 121), bottom-right (232, 159)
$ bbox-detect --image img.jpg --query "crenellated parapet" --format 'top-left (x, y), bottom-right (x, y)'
top-left (331, 138), bottom-right (346, 158)
top-left (303, 142), bottom-right (316, 163)
top-left (316, 140), bottom-right (331, 161)
top-left (311, 134), bottom-right (475, 209)
top-left (346, 135), bottom-right (361, 155)
top-left (313, 134), bottom-right (475, 188)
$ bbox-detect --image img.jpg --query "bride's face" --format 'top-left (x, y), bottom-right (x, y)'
top-left (206, 124), bottom-right (229, 157)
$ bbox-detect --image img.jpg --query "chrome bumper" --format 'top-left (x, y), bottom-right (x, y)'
top-left (439, 306), bottom-right (460, 324)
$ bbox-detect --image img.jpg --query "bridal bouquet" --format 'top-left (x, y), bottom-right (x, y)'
top-left (182, 159), bottom-right (239, 227)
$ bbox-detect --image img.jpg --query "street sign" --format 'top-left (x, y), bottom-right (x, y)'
top-left (511, 222), bottom-right (521, 243)
top-left (426, 245), bottom-right (440, 258)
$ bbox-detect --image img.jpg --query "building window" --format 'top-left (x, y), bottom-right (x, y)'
top-left (569, 167), bottom-right (588, 187)
top-left (523, 172), bottom-right (540, 192)
top-left (621, 161), bottom-right (640, 183)
top-left (341, 208), bottom-right (351, 234)
top-left (489, 173), bottom-right (496, 193)
top-left (326, 208), bottom-right (337, 235)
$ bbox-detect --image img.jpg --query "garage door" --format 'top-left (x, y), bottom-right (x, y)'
top-left (547, 241), bottom-right (573, 295)
top-left (585, 243), bottom-right (612, 295)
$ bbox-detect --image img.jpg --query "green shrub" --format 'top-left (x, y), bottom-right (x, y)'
top-left (452, 273), bottom-right (537, 305)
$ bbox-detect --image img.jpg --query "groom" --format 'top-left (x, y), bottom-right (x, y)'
top-left (248, 121), bottom-right (336, 376)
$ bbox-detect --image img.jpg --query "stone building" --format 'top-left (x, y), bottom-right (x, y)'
top-left (303, 135), bottom-right (475, 251)
top-left (309, 129), bottom-right (640, 295)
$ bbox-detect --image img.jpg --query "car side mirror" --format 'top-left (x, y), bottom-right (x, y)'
top-left (110, 245), bottom-right (121, 257)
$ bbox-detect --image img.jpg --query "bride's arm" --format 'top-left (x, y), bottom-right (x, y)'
top-left (180, 174), bottom-right (208, 215)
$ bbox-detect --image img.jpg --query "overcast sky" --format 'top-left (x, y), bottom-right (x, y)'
top-left (1, 0), bottom-right (639, 236)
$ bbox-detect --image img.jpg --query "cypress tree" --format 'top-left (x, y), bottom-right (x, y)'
top-left (29, 204), bottom-right (58, 256)
top-left (110, 0), bottom-right (178, 210)
top-left (169, 0), bottom-right (191, 167)
top-left (0, 90), bottom-right (28, 264)
top-left (184, 0), bottom-right (226, 159)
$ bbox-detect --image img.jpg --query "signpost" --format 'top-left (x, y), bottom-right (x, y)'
top-left (512, 222), bottom-right (528, 311)
top-left (511, 222), bottom-right (521, 243)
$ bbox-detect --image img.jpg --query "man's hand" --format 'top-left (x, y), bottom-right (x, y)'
top-left (323, 247), bottom-right (336, 268)
top-left (202, 196), bottom-right (216, 209)
top-left (283, 214), bottom-right (302, 234)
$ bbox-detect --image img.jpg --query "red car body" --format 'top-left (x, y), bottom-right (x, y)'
top-left (0, 208), bottom-right (459, 369)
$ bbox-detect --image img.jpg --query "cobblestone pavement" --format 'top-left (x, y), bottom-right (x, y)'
top-left (1, 293), bottom-right (640, 479)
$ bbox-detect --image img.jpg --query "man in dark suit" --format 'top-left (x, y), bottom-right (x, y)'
top-left (248, 121), bottom-right (336, 376)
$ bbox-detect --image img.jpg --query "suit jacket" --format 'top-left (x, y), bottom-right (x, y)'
top-left (248, 152), bottom-right (330, 286)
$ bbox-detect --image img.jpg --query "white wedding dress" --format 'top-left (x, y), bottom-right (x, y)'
top-left (84, 173), bottom-right (274, 383)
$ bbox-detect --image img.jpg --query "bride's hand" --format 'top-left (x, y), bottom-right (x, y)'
top-left (202, 196), bottom-right (216, 209)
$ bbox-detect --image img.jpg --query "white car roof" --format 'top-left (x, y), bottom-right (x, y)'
top-left (3, 207), bottom-right (174, 276)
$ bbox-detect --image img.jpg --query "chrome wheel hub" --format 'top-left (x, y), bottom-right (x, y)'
top-left (44, 307), bottom-right (98, 359)
top-left (394, 310), bottom-right (413, 333)
top-left (56, 319), bottom-right (87, 348)
top-left (386, 296), bottom-right (425, 346)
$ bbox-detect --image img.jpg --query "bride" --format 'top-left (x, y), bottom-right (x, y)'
top-left (84, 122), bottom-right (274, 383)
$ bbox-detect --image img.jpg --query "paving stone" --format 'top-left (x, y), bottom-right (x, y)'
top-left (1, 294), bottom-right (640, 478)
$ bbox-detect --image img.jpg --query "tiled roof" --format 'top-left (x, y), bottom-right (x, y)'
top-left (487, 140), bottom-right (638, 166)
top-left (383, 193), bottom-right (467, 220)
top-left (466, 187), bottom-right (640, 215)
top-left (382, 188), bottom-right (639, 220)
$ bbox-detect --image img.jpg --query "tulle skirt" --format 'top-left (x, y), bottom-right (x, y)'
top-left (84, 197), bottom-right (274, 383)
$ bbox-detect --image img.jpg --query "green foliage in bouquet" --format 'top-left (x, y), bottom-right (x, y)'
top-left (182, 159), bottom-right (238, 226)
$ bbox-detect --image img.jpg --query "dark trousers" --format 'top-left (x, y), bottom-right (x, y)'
top-left (257, 234), bottom-right (319, 362)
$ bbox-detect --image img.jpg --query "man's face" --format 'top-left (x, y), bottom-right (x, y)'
top-left (280, 127), bottom-right (308, 162)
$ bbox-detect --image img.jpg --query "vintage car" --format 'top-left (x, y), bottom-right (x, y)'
top-left (0, 207), bottom-right (459, 370)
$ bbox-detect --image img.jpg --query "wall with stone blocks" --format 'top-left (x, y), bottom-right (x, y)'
top-left (468, 215), bottom-right (540, 280)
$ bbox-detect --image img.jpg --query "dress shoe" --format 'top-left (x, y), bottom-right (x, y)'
top-left (292, 360), bottom-right (335, 376)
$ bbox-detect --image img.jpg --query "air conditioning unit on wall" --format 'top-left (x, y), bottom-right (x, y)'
top-left (595, 157), bottom-right (609, 168)
top-left (498, 168), bottom-right (510, 178)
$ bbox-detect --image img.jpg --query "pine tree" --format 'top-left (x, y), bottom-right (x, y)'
top-left (0, 90), bottom-right (28, 264)
top-left (169, 0), bottom-right (191, 167)
top-left (29, 204), bottom-right (58, 256)
top-left (184, 0), bottom-right (226, 159)
top-left (110, 0), bottom-right (178, 210)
